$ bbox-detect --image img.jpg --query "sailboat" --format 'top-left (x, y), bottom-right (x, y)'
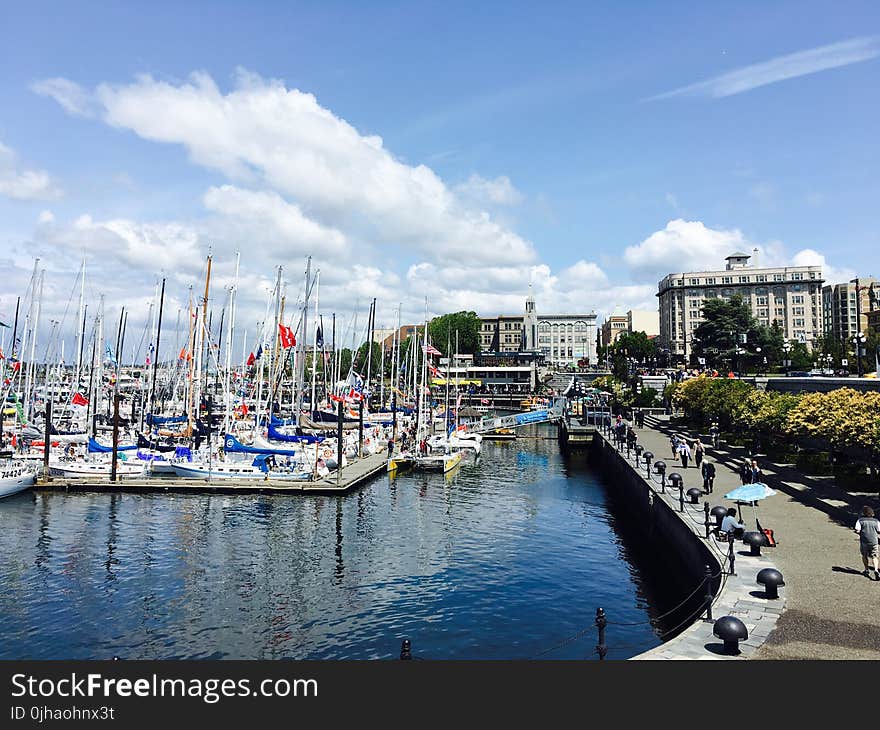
top-left (0, 461), bottom-right (37, 498)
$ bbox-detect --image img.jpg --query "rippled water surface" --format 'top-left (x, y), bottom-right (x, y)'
top-left (0, 428), bottom-right (667, 659)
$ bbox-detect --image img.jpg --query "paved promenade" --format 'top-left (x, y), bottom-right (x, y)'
top-left (638, 414), bottom-right (880, 660)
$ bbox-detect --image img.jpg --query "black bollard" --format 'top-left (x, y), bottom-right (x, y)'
top-left (687, 488), bottom-right (702, 504)
top-left (756, 568), bottom-right (785, 599)
top-left (713, 616), bottom-right (748, 655)
top-left (634, 444), bottom-right (643, 465)
top-left (668, 472), bottom-right (683, 511)
top-left (710, 505), bottom-right (728, 529)
top-left (595, 608), bottom-right (607, 660)
top-left (654, 460), bottom-right (666, 492)
top-left (643, 451), bottom-right (653, 476)
top-left (703, 564), bottom-right (714, 623)
top-left (400, 639), bottom-right (412, 660)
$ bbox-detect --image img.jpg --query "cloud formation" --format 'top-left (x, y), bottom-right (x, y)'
top-left (0, 141), bottom-right (62, 200)
top-left (648, 35), bottom-right (880, 100)
top-left (39, 70), bottom-right (535, 265)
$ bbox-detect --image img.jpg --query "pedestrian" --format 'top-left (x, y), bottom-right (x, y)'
top-left (709, 422), bottom-right (720, 448)
top-left (670, 433), bottom-right (679, 459)
top-left (855, 506), bottom-right (880, 580)
top-left (387, 438), bottom-right (394, 457)
top-left (693, 438), bottom-right (705, 468)
top-left (739, 459), bottom-right (752, 485)
top-left (678, 440), bottom-right (690, 469)
top-left (751, 459), bottom-right (763, 484)
top-left (701, 461), bottom-right (716, 493)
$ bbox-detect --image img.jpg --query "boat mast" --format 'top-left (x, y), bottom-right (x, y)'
top-left (148, 276), bottom-right (166, 428)
top-left (310, 269), bottom-right (320, 414)
top-left (223, 252), bottom-right (239, 435)
top-left (294, 258), bottom-right (310, 423)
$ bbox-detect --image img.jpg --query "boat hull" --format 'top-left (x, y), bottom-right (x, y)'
top-left (0, 470), bottom-right (35, 498)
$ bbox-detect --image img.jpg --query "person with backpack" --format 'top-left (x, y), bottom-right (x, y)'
top-left (739, 459), bottom-right (752, 485)
top-left (701, 460), bottom-right (716, 493)
top-left (855, 506), bottom-right (880, 580)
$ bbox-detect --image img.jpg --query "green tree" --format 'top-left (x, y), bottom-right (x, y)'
top-left (611, 331), bottom-right (657, 364)
top-left (428, 311), bottom-right (481, 354)
top-left (692, 294), bottom-right (760, 369)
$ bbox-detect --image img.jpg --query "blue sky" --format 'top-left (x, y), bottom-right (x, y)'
top-left (1, 1), bottom-right (878, 355)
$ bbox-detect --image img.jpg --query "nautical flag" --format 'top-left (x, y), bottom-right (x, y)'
top-left (246, 351), bottom-right (256, 366)
top-left (256, 344), bottom-right (263, 360)
top-left (71, 392), bottom-right (88, 407)
top-left (423, 343), bottom-right (441, 356)
top-left (11, 361), bottom-right (20, 372)
top-left (316, 325), bottom-right (324, 349)
top-left (105, 343), bottom-right (117, 365)
top-left (278, 324), bottom-right (296, 349)
top-left (145, 343), bottom-right (154, 367)
top-left (428, 363), bottom-right (445, 378)
top-left (0, 349), bottom-right (4, 360)
top-left (480, 398), bottom-right (490, 405)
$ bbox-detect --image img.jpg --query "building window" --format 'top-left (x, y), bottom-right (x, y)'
top-left (689, 278), bottom-right (701, 285)
top-left (705, 277), bottom-right (715, 285)
top-left (792, 272), bottom-right (804, 280)
top-left (739, 276), bottom-right (750, 283)
top-left (756, 275), bottom-right (767, 282)
top-left (722, 277), bottom-right (732, 284)
top-left (774, 274), bottom-right (784, 282)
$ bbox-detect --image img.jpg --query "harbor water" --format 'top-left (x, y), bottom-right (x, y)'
top-left (0, 425), bottom-right (679, 659)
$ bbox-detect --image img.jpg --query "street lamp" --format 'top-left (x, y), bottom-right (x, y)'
top-left (853, 331), bottom-right (867, 378)
top-left (782, 342), bottom-right (792, 375)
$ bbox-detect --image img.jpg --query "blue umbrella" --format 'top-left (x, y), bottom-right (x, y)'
top-left (723, 482), bottom-right (777, 501)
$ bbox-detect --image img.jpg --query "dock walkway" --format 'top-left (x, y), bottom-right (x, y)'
top-left (35, 452), bottom-right (389, 496)
top-left (637, 414), bottom-right (880, 660)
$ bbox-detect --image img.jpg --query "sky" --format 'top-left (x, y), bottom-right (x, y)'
top-left (0, 0), bottom-right (878, 362)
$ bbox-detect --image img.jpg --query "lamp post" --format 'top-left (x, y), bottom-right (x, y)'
top-left (782, 342), bottom-right (792, 375)
top-left (853, 331), bottom-right (867, 378)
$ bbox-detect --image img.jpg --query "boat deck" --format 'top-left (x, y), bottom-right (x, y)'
top-left (34, 452), bottom-right (389, 495)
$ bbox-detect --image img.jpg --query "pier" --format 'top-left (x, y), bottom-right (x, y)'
top-left (34, 452), bottom-right (389, 496)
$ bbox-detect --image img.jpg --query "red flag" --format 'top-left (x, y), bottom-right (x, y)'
top-left (480, 398), bottom-right (490, 405)
top-left (179, 347), bottom-right (187, 360)
top-left (278, 324), bottom-right (296, 349)
top-left (422, 343), bottom-right (441, 356)
top-left (71, 392), bottom-right (88, 407)
top-left (246, 351), bottom-right (256, 366)
top-left (12, 360), bottom-right (20, 372)
top-left (0, 349), bottom-right (4, 360)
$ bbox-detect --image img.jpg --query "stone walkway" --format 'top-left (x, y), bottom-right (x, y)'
top-left (637, 414), bottom-right (880, 660)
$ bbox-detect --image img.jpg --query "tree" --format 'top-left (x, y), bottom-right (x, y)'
top-left (611, 331), bottom-right (657, 364)
top-left (428, 311), bottom-right (481, 355)
top-left (692, 294), bottom-right (760, 369)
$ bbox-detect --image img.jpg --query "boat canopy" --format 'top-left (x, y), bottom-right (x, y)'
top-left (88, 437), bottom-right (137, 453)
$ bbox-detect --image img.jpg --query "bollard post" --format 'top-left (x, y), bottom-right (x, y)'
top-left (704, 502), bottom-right (711, 539)
top-left (678, 483), bottom-right (684, 512)
top-left (595, 608), bottom-right (607, 661)
top-left (703, 565), bottom-right (714, 622)
top-left (727, 535), bottom-right (736, 576)
top-left (400, 639), bottom-right (412, 660)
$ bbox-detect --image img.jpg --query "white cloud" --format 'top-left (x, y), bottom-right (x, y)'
top-left (35, 69), bottom-right (535, 265)
top-left (31, 77), bottom-right (96, 117)
top-left (791, 248), bottom-right (855, 287)
top-left (38, 210), bottom-right (55, 224)
top-left (455, 174), bottom-right (524, 206)
top-left (203, 185), bottom-right (349, 257)
top-left (623, 219), bottom-right (750, 280)
top-left (648, 35), bottom-right (880, 100)
top-left (0, 141), bottom-right (62, 201)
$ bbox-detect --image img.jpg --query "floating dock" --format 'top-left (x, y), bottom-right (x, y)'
top-left (34, 452), bottom-right (389, 496)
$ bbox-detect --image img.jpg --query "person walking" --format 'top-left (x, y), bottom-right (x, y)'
top-left (678, 440), bottom-right (691, 469)
top-left (693, 438), bottom-right (705, 469)
top-left (670, 433), bottom-right (679, 459)
top-left (751, 459), bottom-right (763, 484)
top-left (701, 460), bottom-right (716, 493)
top-left (739, 459), bottom-right (752, 485)
top-left (854, 506), bottom-right (880, 580)
top-left (709, 421), bottom-right (720, 448)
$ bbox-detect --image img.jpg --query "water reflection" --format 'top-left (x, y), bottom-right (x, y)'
top-left (0, 426), bottom-right (666, 660)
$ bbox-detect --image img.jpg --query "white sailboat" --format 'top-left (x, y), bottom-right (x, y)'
top-left (0, 461), bottom-right (37, 498)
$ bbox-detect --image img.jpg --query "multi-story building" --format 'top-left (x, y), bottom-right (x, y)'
top-left (822, 278), bottom-right (878, 345)
top-left (658, 252), bottom-right (825, 361)
top-left (479, 290), bottom-right (597, 367)
top-left (627, 309), bottom-right (660, 337)
top-left (600, 312), bottom-right (629, 348)
top-left (478, 315), bottom-right (524, 352)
